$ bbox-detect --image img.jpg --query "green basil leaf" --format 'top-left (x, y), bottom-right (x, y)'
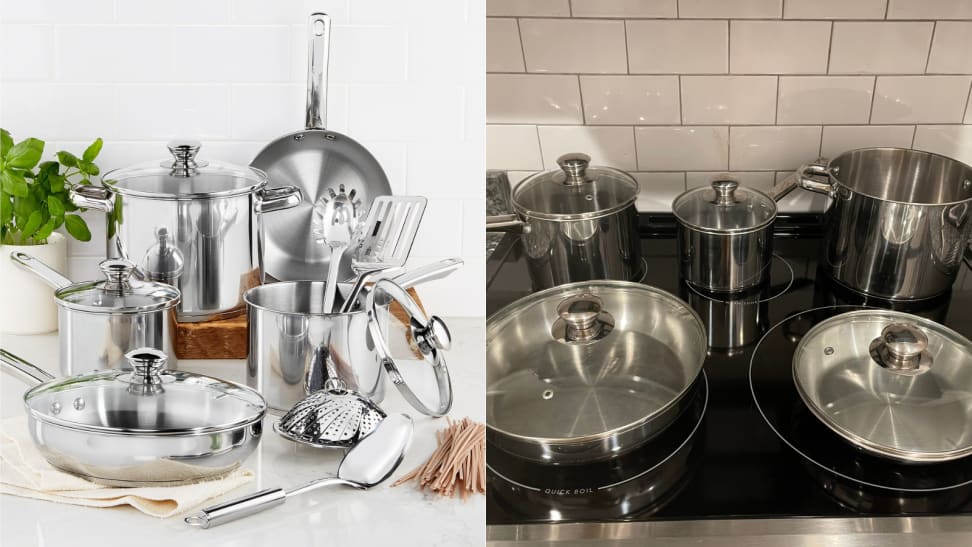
top-left (0, 129), bottom-right (12, 159)
top-left (0, 190), bottom-right (11, 226)
top-left (0, 170), bottom-right (29, 197)
top-left (33, 217), bottom-right (57, 242)
top-left (64, 214), bottom-right (91, 241)
top-left (79, 161), bottom-right (100, 176)
top-left (47, 195), bottom-right (65, 217)
top-left (7, 138), bottom-right (44, 169)
top-left (82, 138), bottom-right (103, 162)
top-left (21, 210), bottom-right (42, 238)
top-left (56, 151), bottom-right (79, 168)
top-left (49, 173), bottom-right (66, 193)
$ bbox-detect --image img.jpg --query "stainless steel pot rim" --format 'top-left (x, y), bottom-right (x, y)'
top-left (243, 281), bottom-right (360, 317)
top-left (24, 370), bottom-right (267, 436)
top-left (54, 282), bottom-right (181, 314)
top-left (750, 305), bottom-right (972, 493)
top-left (823, 147), bottom-right (972, 207)
top-left (511, 197), bottom-right (638, 222)
top-left (486, 279), bottom-right (706, 445)
top-left (486, 372), bottom-right (708, 492)
top-left (100, 171), bottom-right (270, 200)
top-left (792, 309), bottom-right (972, 463)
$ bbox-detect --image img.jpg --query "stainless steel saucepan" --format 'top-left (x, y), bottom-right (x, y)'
top-left (0, 348), bottom-right (266, 486)
top-left (10, 252), bottom-right (180, 375)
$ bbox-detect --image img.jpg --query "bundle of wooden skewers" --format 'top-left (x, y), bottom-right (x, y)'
top-left (392, 417), bottom-right (485, 499)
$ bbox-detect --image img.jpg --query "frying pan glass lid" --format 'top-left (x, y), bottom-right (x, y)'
top-left (24, 349), bottom-right (266, 435)
top-left (793, 310), bottom-right (972, 463)
top-left (486, 281), bottom-right (706, 443)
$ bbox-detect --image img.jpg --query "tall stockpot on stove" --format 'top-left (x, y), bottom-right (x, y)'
top-left (781, 148), bottom-right (972, 300)
top-left (70, 140), bottom-right (302, 322)
top-left (485, 154), bottom-right (642, 290)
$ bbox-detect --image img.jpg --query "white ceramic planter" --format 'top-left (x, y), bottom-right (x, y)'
top-left (0, 232), bottom-right (67, 334)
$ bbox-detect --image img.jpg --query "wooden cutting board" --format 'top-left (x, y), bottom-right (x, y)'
top-left (173, 288), bottom-right (425, 360)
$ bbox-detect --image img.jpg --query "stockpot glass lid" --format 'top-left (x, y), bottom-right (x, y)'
top-left (56, 259), bottom-right (180, 313)
top-left (793, 310), bottom-right (972, 463)
top-left (512, 153), bottom-right (639, 220)
top-left (486, 280), bottom-right (706, 443)
top-left (24, 349), bottom-right (267, 435)
top-left (102, 140), bottom-right (268, 198)
top-left (672, 176), bottom-right (777, 233)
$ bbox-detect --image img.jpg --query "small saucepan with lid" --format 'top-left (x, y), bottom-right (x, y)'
top-left (0, 347), bottom-right (267, 486)
top-left (486, 280), bottom-right (706, 465)
top-left (793, 309), bottom-right (972, 464)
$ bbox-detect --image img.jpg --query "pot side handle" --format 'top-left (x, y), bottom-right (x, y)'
top-left (9, 251), bottom-right (73, 290)
top-left (765, 158), bottom-right (835, 202)
top-left (486, 214), bottom-right (530, 233)
top-left (69, 185), bottom-right (114, 213)
top-left (0, 349), bottom-right (55, 386)
top-left (254, 185), bottom-right (302, 214)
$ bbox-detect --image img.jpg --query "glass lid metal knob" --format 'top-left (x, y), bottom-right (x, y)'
top-left (869, 322), bottom-right (932, 374)
top-left (554, 293), bottom-right (613, 342)
top-left (100, 258), bottom-right (135, 292)
top-left (166, 139), bottom-right (206, 176)
top-left (711, 178), bottom-right (739, 205)
top-left (125, 348), bottom-right (168, 393)
top-left (415, 316), bottom-right (452, 353)
top-left (556, 153), bottom-right (591, 185)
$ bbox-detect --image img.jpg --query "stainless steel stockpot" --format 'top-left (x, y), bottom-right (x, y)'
top-left (793, 310), bottom-right (972, 463)
top-left (788, 148), bottom-right (972, 300)
top-left (71, 140), bottom-right (301, 322)
top-left (486, 154), bottom-right (642, 290)
top-left (486, 280), bottom-right (706, 465)
top-left (0, 348), bottom-right (266, 486)
top-left (673, 177), bottom-right (778, 293)
top-left (244, 279), bottom-right (452, 417)
top-left (10, 252), bottom-right (180, 375)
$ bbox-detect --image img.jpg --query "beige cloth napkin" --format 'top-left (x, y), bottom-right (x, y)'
top-left (0, 415), bottom-right (253, 518)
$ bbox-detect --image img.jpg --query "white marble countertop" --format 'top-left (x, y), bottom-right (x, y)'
top-left (0, 317), bottom-right (485, 547)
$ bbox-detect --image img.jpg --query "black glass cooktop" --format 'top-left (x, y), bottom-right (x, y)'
top-left (486, 213), bottom-right (972, 524)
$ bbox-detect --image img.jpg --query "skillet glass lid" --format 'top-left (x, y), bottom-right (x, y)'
top-left (486, 280), bottom-right (706, 443)
top-left (24, 349), bottom-right (266, 434)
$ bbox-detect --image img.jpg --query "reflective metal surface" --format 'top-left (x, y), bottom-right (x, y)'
top-left (251, 13), bottom-right (391, 282)
top-left (793, 310), bottom-right (972, 463)
top-left (11, 253), bottom-right (180, 374)
top-left (274, 376), bottom-right (387, 449)
top-left (72, 142), bottom-right (301, 322)
top-left (0, 348), bottom-right (266, 486)
top-left (801, 148), bottom-right (972, 300)
top-left (486, 280), bottom-right (706, 464)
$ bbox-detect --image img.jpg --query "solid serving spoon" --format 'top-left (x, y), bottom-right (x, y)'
top-left (185, 413), bottom-right (413, 529)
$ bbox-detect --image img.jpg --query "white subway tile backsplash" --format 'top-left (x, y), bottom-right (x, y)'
top-left (486, 125), bottom-right (543, 170)
top-left (627, 20), bottom-right (727, 75)
top-left (196, 141), bottom-right (265, 169)
top-left (681, 76), bottom-right (777, 125)
top-left (487, 74), bottom-right (582, 124)
top-left (820, 125), bottom-right (915, 158)
top-left (887, 0), bottom-right (972, 20)
top-left (63, 209), bottom-right (106, 258)
top-left (408, 141), bottom-right (486, 199)
top-left (686, 171), bottom-right (776, 191)
top-left (520, 19), bottom-right (627, 74)
top-left (173, 26), bottom-right (290, 83)
top-left (927, 23), bottom-right (972, 75)
top-left (777, 77), bottom-right (874, 125)
top-left (633, 172), bottom-right (685, 212)
top-left (486, 19), bottom-right (525, 73)
top-left (0, 0), bottom-right (113, 23)
top-left (538, 126), bottom-right (637, 170)
top-left (730, 126), bottom-right (822, 170)
top-left (829, 23), bottom-right (934, 75)
top-left (356, 140), bottom-right (408, 194)
top-left (486, 0), bottom-right (570, 17)
top-left (231, 0), bottom-right (350, 24)
top-left (66, 256), bottom-right (102, 283)
top-left (1, 84), bottom-right (116, 141)
top-left (571, 0), bottom-right (677, 18)
top-left (783, 0), bottom-right (887, 19)
top-left (228, 84), bottom-right (303, 140)
top-left (349, 0), bottom-right (467, 26)
top-left (56, 26), bottom-right (173, 82)
top-left (412, 256), bottom-right (486, 317)
top-left (730, 21), bottom-right (830, 75)
top-left (0, 25), bottom-right (52, 81)
top-left (410, 199), bottom-right (464, 258)
top-left (967, 88), bottom-right (972, 123)
top-left (348, 84), bottom-right (465, 141)
top-left (330, 26), bottom-right (409, 84)
top-left (678, 0), bottom-right (782, 19)
top-left (116, 0), bottom-right (230, 23)
top-left (462, 199), bottom-right (486, 256)
top-left (116, 85), bottom-right (231, 140)
top-left (913, 125), bottom-right (972, 166)
top-left (580, 76), bottom-right (680, 125)
top-left (635, 126), bottom-right (729, 171)
top-left (871, 76), bottom-right (972, 124)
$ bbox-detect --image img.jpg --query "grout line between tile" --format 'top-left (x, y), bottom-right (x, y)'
top-left (774, 76), bottom-right (780, 124)
top-left (632, 125), bottom-right (640, 170)
top-left (514, 18), bottom-right (528, 72)
top-left (825, 21), bottom-right (834, 74)
top-left (884, 0), bottom-right (891, 20)
top-left (623, 20), bottom-right (631, 74)
top-left (533, 125), bottom-right (546, 168)
top-left (867, 75), bottom-right (879, 123)
top-left (677, 75), bottom-right (684, 124)
top-left (576, 74), bottom-right (586, 124)
top-left (963, 80), bottom-right (972, 122)
top-left (910, 125), bottom-right (918, 148)
top-left (923, 21), bottom-right (937, 74)
top-left (726, 19), bottom-right (732, 74)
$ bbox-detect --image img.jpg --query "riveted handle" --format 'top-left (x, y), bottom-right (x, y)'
top-left (557, 153), bottom-right (591, 185)
top-left (70, 184), bottom-right (114, 213)
top-left (305, 13), bottom-right (331, 130)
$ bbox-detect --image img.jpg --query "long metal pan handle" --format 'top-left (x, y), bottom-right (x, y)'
top-left (0, 349), bottom-right (55, 385)
top-left (305, 13), bottom-right (331, 130)
top-left (185, 487), bottom-right (287, 529)
top-left (392, 257), bottom-right (464, 289)
top-left (9, 251), bottom-right (73, 290)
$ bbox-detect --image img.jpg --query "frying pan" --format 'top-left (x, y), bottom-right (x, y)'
top-left (252, 12), bottom-right (392, 282)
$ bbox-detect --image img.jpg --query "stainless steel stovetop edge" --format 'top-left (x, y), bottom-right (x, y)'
top-left (487, 515), bottom-right (972, 545)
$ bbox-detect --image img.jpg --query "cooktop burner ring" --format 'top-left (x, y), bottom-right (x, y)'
top-left (750, 305), bottom-right (972, 495)
top-left (685, 253), bottom-right (794, 305)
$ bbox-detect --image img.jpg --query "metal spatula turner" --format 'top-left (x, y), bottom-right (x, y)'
top-left (340, 196), bottom-right (427, 312)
